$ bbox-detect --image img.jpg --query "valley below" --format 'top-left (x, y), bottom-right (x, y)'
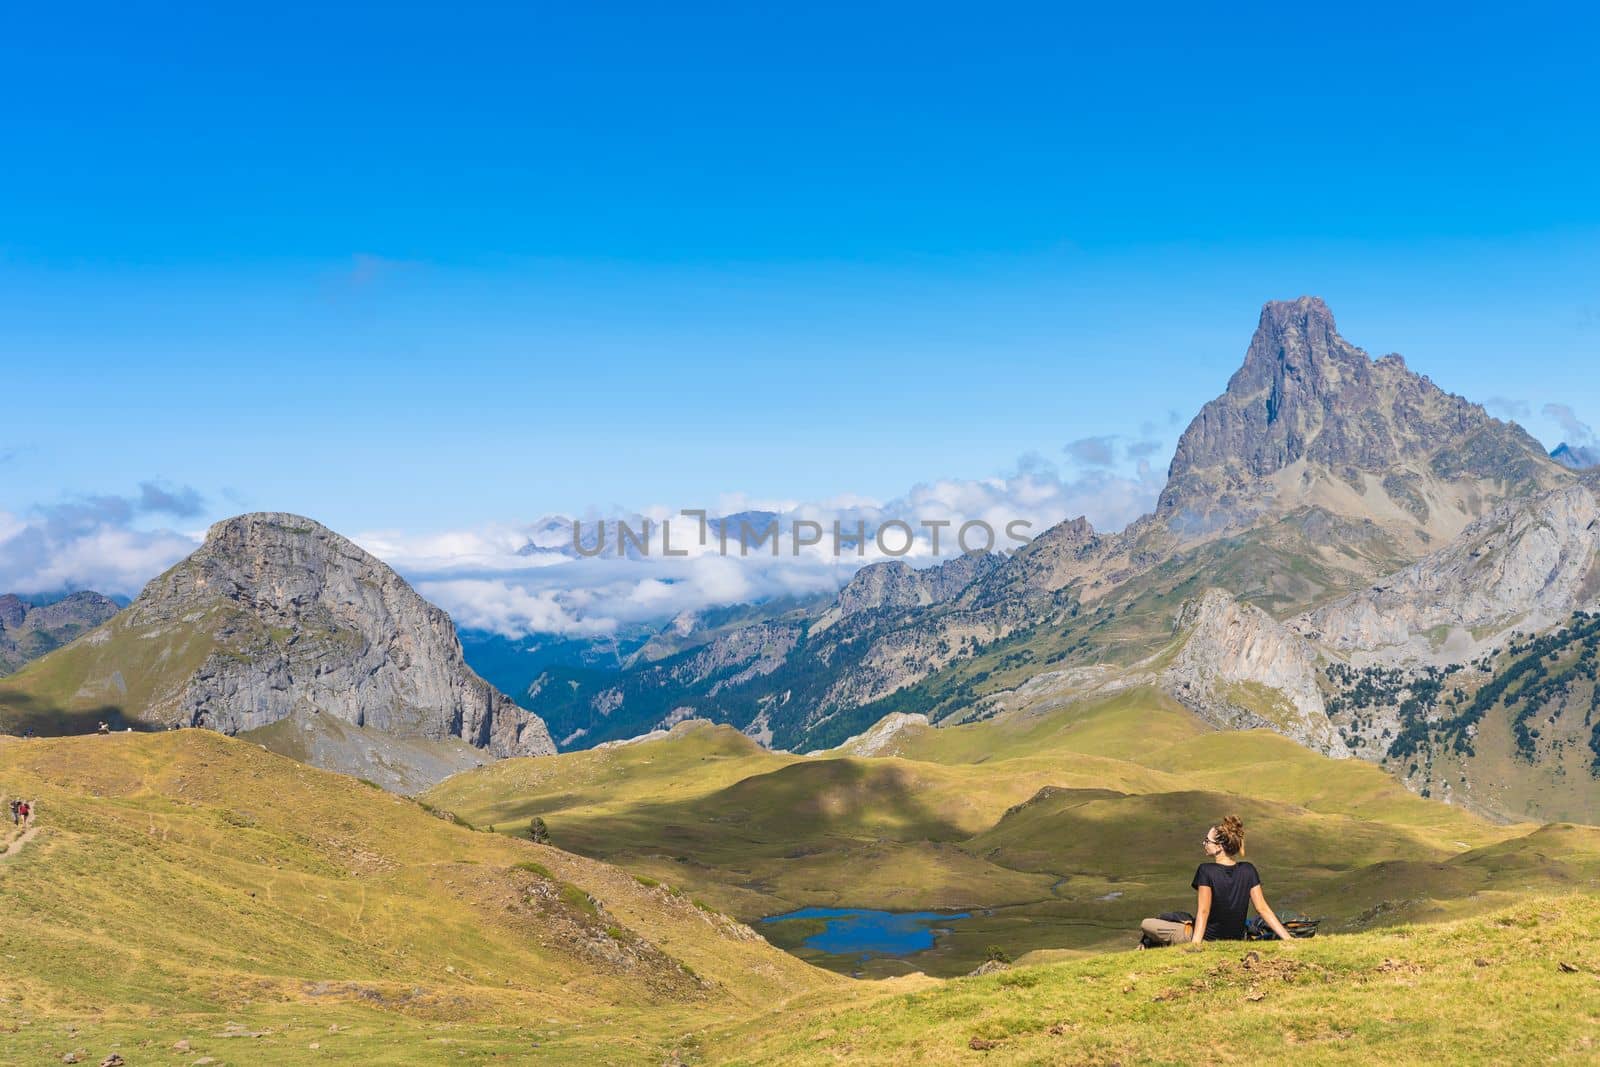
top-left (4, 691), bottom-right (1599, 1064)
top-left (423, 691), bottom-right (1600, 982)
top-left (4, 297), bottom-right (1600, 1062)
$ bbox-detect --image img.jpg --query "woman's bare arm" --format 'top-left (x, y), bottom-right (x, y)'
top-left (1190, 884), bottom-right (1212, 944)
top-left (1249, 884), bottom-right (1296, 944)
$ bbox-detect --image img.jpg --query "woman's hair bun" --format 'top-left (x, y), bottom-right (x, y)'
top-left (1215, 815), bottom-right (1245, 855)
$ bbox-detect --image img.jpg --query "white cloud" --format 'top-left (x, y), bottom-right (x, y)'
top-left (4, 459), bottom-right (1168, 638)
top-left (0, 508), bottom-right (198, 597)
top-left (1487, 396), bottom-right (1532, 421)
top-left (361, 455), bottom-right (1166, 638)
top-left (414, 578), bottom-right (613, 637)
top-left (1543, 402), bottom-right (1595, 446)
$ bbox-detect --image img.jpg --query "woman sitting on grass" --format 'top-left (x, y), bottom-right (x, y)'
top-left (1139, 815), bottom-right (1296, 947)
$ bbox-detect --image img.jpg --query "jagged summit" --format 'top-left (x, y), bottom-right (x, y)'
top-left (1228, 296), bottom-right (1350, 397)
top-left (832, 553), bottom-right (997, 618)
top-left (1156, 296), bottom-right (1565, 542)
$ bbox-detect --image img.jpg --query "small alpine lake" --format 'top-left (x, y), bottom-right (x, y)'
top-left (759, 907), bottom-right (972, 959)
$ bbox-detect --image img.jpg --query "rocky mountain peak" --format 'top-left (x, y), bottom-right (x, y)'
top-left (33, 511), bottom-right (559, 780)
top-left (1049, 515), bottom-right (1097, 544)
top-left (1227, 296), bottom-right (1352, 399)
top-left (1156, 297), bottom-right (1565, 540)
top-left (1552, 442), bottom-right (1600, 470)
top-left (823, 552), bottom-right (1000, 628)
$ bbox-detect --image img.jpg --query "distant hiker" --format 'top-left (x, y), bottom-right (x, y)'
top-left (17, 800), bottom-right (31, 829)
top-left (7, 798), bottom-right (17, 825)
top-left (1138, 816), bottom-right (1296, 947)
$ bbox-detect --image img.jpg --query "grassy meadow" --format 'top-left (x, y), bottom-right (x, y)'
top-left (0, 730), bottom-right (836, 1064)
top-left (426, 689), bottom-right (1600, 978)
top-left (3, 688), bottom-right (1598, 1063)
top-left (702, 895), bottom-right (1600, 1065)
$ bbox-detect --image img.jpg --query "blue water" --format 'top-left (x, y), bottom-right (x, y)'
top-left (761, 907), bottom-right (971, 957)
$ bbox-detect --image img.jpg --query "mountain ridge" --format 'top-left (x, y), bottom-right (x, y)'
top-left (0, 590), bottom-right (121, 675)
top-left (502, 296), bottom-right (1576, 770)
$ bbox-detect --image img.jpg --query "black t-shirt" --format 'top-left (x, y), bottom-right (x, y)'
top-left (1191, 861), bottom-right (1260, 941)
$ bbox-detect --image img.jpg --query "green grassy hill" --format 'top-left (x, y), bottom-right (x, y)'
top-left (701, 895), bottom-right (1600, 1065)
top-left (426, 690), bottom-right (1600, 978)
top-left (0, 730), bottom-right (836, 1064)
top-left (5, 693), bottom-right (1599, 1063)
top-left (0, 604), bottom-right (231, 733)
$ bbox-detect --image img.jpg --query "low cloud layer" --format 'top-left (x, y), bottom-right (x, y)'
top-left (367, 454), bottom-right (1166, 638)
top-left (3, 456), bottom-right (1170, 639)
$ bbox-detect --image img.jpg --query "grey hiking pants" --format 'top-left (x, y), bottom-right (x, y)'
top-left (1141, 917), bottom-right (1194, 946)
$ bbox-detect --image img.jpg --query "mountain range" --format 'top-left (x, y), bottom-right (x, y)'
top-left (0, 590), bottom-right (121, 675)
top-left (488, 297), bottom-right (1599, 821)
top-left (3, 297), bottom-right (1595, 821)
top-left (3, 295), bottom-right (1599, 1060)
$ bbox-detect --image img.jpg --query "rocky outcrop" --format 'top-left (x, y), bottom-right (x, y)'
top-left (1161, 589), bottom-right (1343, 756)
top-left (816, 553), bottom-right (1000, 631)
top-left (132, 513), bottom-right (555, 759)
top-left (970, 517), bottom-right (1100, 605)
top-left (0, 591), bottom-right (121, 675)
top-left (826, 711), bottom-right (930, 757)
top-left (1299, 485), bottom-right (1600, 663)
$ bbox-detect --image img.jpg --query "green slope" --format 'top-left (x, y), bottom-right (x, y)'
top-left (702, 895), bottom-right (1600, 1065)
top-left (426, 690), bottom-right (1600, 978)
top-left (0, 605), bottom-right (232, 733)
top-left (0, 730), bottom-right (836, 1064)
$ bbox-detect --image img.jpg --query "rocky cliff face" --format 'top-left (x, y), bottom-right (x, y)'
top-left (0, 514), bottom-right (553, 780)
top-left (0, 591), bottom-right (122, 675)
top-left (1160, 589), bottom-right (1343, 755)
top-left (134, 513), bottom-right (554, 758)
top-left (816, 552), bottom-right (1000, 630)
top-left (1299, 485), bottom-right (1600, 664)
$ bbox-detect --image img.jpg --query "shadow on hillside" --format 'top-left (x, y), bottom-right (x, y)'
top-left (492, 759), bottom-right (975, 859)
top-left (0, 690), bottom-right (153, 737)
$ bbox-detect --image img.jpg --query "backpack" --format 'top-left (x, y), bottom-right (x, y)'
top-left (1245, 916), bottom-right (1321, 940)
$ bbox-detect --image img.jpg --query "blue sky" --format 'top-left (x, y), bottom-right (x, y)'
top-left (3, 3), bottom-right (1599, 617)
